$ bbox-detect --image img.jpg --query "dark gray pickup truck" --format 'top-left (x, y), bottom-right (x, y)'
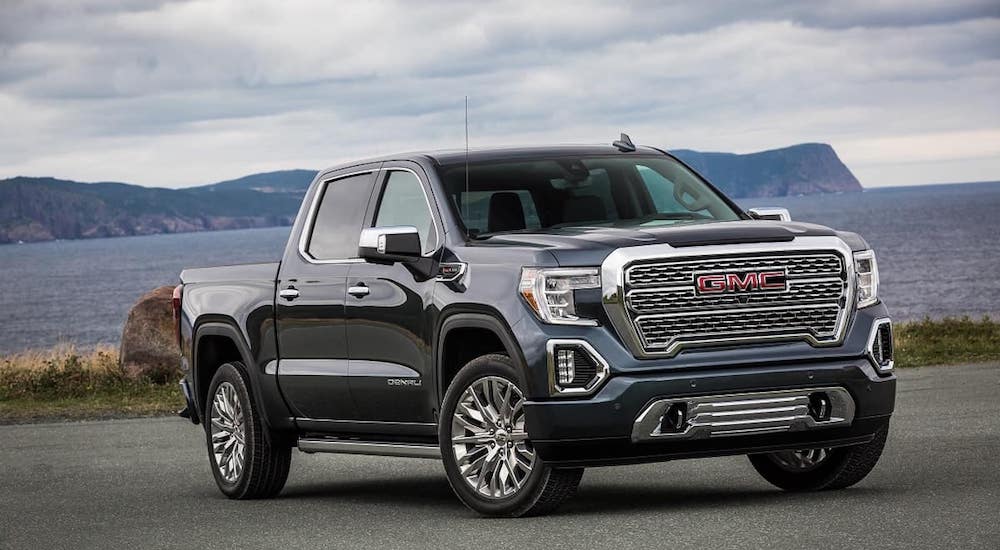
top-left (175, 136), bottom-right (895, 516)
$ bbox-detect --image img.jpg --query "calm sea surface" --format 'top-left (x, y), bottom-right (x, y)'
top-left (2, 181), bottom-right (999, 354)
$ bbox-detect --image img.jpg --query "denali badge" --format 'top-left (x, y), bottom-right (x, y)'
top-left (695, 270), bottom-right (788, 294)
top-left (387, 378), bottom-right (422, 387)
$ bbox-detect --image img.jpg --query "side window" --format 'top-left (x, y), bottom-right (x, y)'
top-left (306, 172), bottom-right (374, 261)
top-left (374, 170), bottom-right (437, 255)
top-left (637, 165), bottom-right (689, 213)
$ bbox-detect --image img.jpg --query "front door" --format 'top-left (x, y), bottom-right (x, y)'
top-left (346, 163), bottom-right (442, 424)
top-left (275, 167), bottom-right (378, 421)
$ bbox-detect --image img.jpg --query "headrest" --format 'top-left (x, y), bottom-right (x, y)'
top-left (488, 192), bottom-right (526, 233)
top-left (562, 195), bottom-right (605, 223)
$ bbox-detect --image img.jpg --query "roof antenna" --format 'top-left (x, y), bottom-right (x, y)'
top-left (464, 96), bottom-right (471, 238)
top-left (613, 132), bottom-right (636, 152)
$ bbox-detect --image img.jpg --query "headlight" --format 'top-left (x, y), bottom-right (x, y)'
top-left (519, 267), bottom-right (600, 325)
top-left (854, 250), bottom-right (879, 308)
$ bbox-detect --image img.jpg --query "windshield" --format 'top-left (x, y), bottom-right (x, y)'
top-left (438, 156), bottom-right (743, 236)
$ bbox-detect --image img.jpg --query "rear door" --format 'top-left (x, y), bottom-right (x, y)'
top-left (275, 166), bottom-right (379, 422)
top-left (345, 161), bottom-right (443, 425)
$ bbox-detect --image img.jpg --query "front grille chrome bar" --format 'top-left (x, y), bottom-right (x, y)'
top-left (601, 237), bottom-right (857, 358)
top-left (631, 387), bottom-right (855, 442)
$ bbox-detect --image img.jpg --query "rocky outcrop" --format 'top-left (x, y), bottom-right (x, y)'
top-left (119, 286), bottom-right (179, 382)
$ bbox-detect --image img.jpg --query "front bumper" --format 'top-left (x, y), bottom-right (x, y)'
top-left (523, 356), bottom-right (895, 467)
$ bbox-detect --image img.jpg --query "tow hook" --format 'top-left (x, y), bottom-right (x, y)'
top-left (808, 392), bottom-right (832, 422)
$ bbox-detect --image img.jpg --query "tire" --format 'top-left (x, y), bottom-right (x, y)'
top-left (204, 362), bottom-right (291, 499)
top-left (439, 354), bottom-right (583, 517)
top-left (748, 425), bottom-right (888, 492)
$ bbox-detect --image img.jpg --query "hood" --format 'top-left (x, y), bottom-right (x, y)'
top-left (477, 220), bottom-right (843, 266)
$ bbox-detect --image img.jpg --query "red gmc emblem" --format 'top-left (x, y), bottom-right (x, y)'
top-left (695, 270), bottom-right (787, 294)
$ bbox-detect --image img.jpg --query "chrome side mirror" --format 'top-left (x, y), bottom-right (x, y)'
top-left (748, 207), bottom-right (791, 222)
top-left (359, 226), bottom-right (421, 264)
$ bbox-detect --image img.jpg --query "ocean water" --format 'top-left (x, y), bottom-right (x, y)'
top-left (1, 181), bottom-right (999, 354)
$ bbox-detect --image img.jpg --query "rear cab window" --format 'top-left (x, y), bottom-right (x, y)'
top-left (305, 172), bottom-right (375, 261)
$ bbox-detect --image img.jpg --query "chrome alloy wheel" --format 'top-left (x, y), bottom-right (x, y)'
top-left (210, 382), bottom-right (246, 483)
top-left (768, 448), bottom-right (831, 472)
top-left (451, 376), bottom-right (536, 499)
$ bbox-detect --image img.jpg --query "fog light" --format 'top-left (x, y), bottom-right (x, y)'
top-left (867, 319), bottom-right (894, 373)
top-left (546, 340), bottom-right (610, 396)
top-left (556, 349), bottom-right (575, 385)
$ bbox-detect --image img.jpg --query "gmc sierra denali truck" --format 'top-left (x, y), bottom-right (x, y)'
top-left (175, 136), bottom-right (895, 517)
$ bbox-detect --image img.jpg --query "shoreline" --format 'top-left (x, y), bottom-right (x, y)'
top-left (0, 222), bottom-right (293, 247)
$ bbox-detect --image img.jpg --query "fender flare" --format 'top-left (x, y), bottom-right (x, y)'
top-left (434, 310), bottom-right (528, 403)
top-left (192, 319), bottom-right (292, 436)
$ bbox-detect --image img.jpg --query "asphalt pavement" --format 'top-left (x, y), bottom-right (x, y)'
top-left (2, 364), bottom-right (998, 549)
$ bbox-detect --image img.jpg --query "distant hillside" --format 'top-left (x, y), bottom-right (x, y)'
top-left (670, 143), bottom-right (862, 197)
top-left (0, 143), bottom-right (861, 244)
top-left (196, 169), bottom-right (317, 195)
top-left (0, 177), bottom-right (301, 243)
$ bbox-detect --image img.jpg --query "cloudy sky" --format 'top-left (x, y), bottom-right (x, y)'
top-left (1, 0), bottom-right (998, 188)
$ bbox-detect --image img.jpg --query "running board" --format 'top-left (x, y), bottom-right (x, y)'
top-left (297, 438), bottom-right (441, 459)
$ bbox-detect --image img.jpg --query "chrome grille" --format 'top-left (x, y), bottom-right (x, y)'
top-left (627, 254), bottom-right (843, 288)
top-left (628, 279), bottom-right (845, 313)
top-left (635, 304), bottom-right (841, 348)
top-left (619, 250), bottom-right (849, 355)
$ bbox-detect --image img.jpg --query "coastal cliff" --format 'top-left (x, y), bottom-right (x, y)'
top-left (671, 143), bottom-right (862, 198)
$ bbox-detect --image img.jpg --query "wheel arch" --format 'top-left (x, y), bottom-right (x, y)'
top-left (192, 319), bottom-right (263, 428)
top-left (435, 309), bottom-right (529, 405)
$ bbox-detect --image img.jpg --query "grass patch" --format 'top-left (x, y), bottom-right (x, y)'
top-left (0, 346), bottom-right (183, 424)
top-left (895, 316), bottom-right (1000, 368)
top-left (1, 318), bottom-right (997, 423)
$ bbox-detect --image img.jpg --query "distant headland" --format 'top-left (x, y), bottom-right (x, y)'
top-left (0, 143), bottom-right (861, 244)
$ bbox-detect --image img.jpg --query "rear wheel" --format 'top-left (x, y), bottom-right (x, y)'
top-left (440, 354), bottom-right (583, 517)
top-left (205, 362), bottom-right (291, 499)
top-left (748, 425), bottom-right (888, 491)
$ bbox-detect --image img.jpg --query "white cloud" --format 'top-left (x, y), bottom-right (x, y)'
top-left (0, 0), bottom-right (998, 187)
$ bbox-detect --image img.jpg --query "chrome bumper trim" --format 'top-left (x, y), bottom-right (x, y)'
top-left (631, 387), bottom-right (855, 442)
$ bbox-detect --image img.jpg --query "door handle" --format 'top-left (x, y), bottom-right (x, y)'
top-left (279, 287), bottom-right (300, 301)
top-left (348, 283), bottom-right (370, 298)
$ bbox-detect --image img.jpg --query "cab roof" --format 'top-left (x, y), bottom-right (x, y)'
top-left (422, 144), bottom-right (667, 166)
top-left (319, 143), bottom-right (669, 175)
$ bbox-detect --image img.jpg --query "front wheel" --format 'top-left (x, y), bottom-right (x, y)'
top-left (748, 425), bottom-right (888, 491)
top-left (205, 362), bottom-right (291, 499)
top-left (439, 354), bottom-right (583, 517)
